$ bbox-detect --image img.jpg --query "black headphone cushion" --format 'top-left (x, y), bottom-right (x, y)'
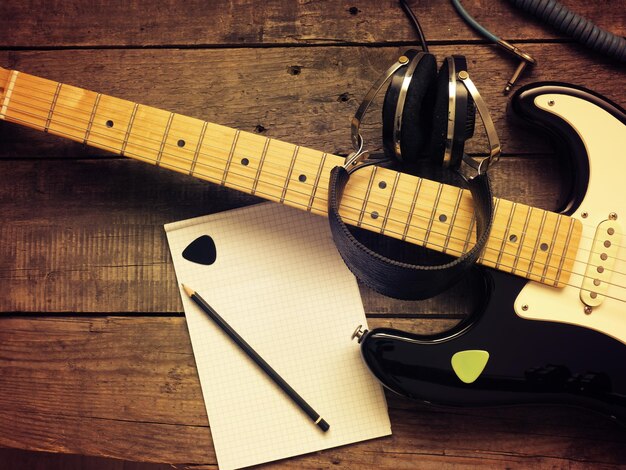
top-left (429, 59), bottom-right (453, 166)
top-left (429, 56), bottom-right (477, 168)
top-left (382, 52), bottom-right (437, 162)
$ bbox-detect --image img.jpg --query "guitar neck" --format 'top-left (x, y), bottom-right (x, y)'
top-left (0, 67), bottom-right (582, 288)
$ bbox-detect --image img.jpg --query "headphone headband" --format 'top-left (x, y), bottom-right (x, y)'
top-left (457, 71), bottom-right (501, 173)
top-left (349, 54), bottom-right (411, 154)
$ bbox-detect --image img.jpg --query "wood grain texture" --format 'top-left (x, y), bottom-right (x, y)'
top-left (1, 316), bottom-right (625, 468)
top-left (0, 0), bottom-right (624, 47)
top-left (1, 0), bottom-right (625, 467)
top-left (0, 45), bottom-right (623, 160)
top-left (0, 447), bottom-right (172, 470)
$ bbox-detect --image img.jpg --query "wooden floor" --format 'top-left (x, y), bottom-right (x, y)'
top-left (1, 0), bottom-right (625, 468)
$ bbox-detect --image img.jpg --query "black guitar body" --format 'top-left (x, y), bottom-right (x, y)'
top-left (359, 82), bottom-right (626, 424)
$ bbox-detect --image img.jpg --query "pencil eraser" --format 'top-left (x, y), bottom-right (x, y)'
top-left (317, 418), bottom-right (330, 432)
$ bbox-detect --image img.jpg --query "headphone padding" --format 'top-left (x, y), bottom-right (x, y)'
top-left (429, 59), bottom-right (452, 167)
top-left (430, 56), bottom-right (477, 168)
top-left (382, 52), bottom-right (437, 162)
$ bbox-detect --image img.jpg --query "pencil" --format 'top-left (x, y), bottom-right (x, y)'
top-left (181, 284), bottom-right (330, 432)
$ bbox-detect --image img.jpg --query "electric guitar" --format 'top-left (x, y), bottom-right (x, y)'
top-left (0, 67), bottom-right (624, 423)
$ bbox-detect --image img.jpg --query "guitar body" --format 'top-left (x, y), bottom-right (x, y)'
top-left (359, 83), bottom-right (626, 423)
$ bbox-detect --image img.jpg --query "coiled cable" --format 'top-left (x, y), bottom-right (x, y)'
top-left (507, 0), bottom-right (626, 62)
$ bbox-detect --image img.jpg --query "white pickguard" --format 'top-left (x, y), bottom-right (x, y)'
top-left (514, 93), bottom-right (626, 346)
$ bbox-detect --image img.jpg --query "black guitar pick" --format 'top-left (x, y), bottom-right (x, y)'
top-left (182, 235), bottom-right (217, 265)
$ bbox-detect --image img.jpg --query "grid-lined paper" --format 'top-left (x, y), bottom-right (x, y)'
top-left (165, 203), bottom-right (391, 470)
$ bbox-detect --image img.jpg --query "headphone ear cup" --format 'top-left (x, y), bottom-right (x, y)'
top-left (382, 52), bottom-right (437, 163)
top-left (429, 56), bottom-right (477, 168)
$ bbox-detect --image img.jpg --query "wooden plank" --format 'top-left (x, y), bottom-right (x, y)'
top-left (0, 0), bottom-right (624, 47)
top-left (0, 447), bottom-right (172, 470)
top-left (0, 316), bottom-right (624, 466)
top-left (1, 44), bottom-right (623, 160)
top-left (0, 156), bottom-right (565, 314)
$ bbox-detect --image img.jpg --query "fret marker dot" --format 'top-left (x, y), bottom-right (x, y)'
top-left (177, 139), bottom-right (186, 148)
top-left (106, 120), bottom-right (114, 128)
top-left (378, 181), bottom-right (387, 189)
top-left (600, 253), bottom-right (608, 261)
top-left (298, 174), bottom-right (307, 183)
top-left (438, 214), bottom-right (447, 222)
top-left (604, 240), bottom-right (611, 248)
top-left (597, 266), bottom-right (604, 273)
top-left (540, 242), bottom-right (549, 251)
top-left (371, 211), bottom-right (379, 220)
top-left (509, 234), bottom-right (518, 243)
top-left (241, 158), bottom-right (249, 166)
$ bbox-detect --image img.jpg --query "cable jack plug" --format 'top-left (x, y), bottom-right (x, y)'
top-left (497, 39), bottom-right (537, 94)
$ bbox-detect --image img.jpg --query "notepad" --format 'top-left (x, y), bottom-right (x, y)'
top-left (165, 203), bottom-right (391, 470)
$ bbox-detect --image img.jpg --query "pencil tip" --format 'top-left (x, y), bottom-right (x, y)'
top-left (181, 284), bottom-right (194, 297)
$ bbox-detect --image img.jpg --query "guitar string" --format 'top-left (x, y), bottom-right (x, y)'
top-left (5, 90), bottom-right (626, 290)
top-left (9, 79), bottom-right (620, 254)
top-left (6, 109), bottom-right (624, 301)
top-left (6, 82), bottom-right (620, 253)
top-left (6, 86), bottom-right (624, 280)
top-left (4, 109), bottom-right (625, 301)
top-left (0, 92), bottom-right (588, 259)
top-left (7, 89), bottom-right (625, 284)
top-left (5, 88), bottom-right (626, 291)
top-left (7, 85), bottom-right (616, 255)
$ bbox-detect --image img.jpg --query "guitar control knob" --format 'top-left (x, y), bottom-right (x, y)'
top-left (351, 325), bottom-right (368, 343)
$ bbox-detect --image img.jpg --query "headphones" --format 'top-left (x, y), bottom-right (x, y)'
top-left (348, 50), bottom-right (499, 174)
top-left (383, 50), bottom-right (475, 169)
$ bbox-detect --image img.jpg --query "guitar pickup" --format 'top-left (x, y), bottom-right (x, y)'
top-left (580, 218), bottom-right (621, 307)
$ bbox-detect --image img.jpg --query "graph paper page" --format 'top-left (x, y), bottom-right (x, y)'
top-left (165, 203), bottom-right (391, 470)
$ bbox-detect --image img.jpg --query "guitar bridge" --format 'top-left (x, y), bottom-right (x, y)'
top-left (580, 217), bottom-right (621, 308)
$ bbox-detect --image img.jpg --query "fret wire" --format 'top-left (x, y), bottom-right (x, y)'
top-left (4, 82), bottom-right (596, 284)
top-left (495, 202), bottom-right (517, 270)
top-left (221, 130), bottom-right (241, 186)
top-left (280, 145), bottom-right (299, 203)
top-left (554, 217), bottom-right (577, 287)
top-left (443, 187), bottom-right (463, 254)
top-left (156, 112), bottom-right (175, 165)
top-left (120, 103), bottom-right (140, 157)
top-left (307, 152), bottom-right (327, 212)
top-left (190, 121), bottom-right (208, 176)
top-left (402, 178), bottom-right (422, 241)
top-left (44, 82), bottom-right (63, 133)
top-left (424, 183), bottom-right (443, 247)
top-left (0, 70), bottom-right (19, 119)
top-left (462, 212), bottom-right (476, 254)
top-left (251, 137), bottom-right (271, 195)
top-left (380, 171), bottom-right (401, 234)
top-left (83, 93), bottom-right (102, 144)
top-left (511, 206), bottom-right (533, 275)
top-left (541, 214), bottom-right (562, 283)
top-left (528, 210), bottom-right (548, 276)
top-left (358, 166), bottom-right (378, 227)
